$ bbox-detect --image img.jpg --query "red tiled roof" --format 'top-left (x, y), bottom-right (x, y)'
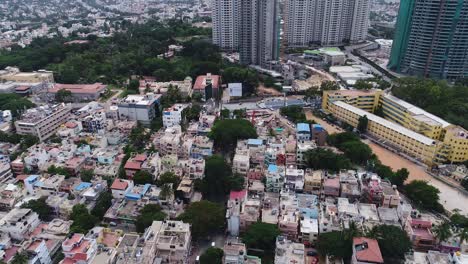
top-left (111, 179), bottom-right (129, 190)
top-left (229, 190), bottom-right (247, 200)
top-left (15, 85), bottom-right (31, 91)
top-left (353, 237), bottom-right (384, 263)
top-left (49, 83), bottom-right (106, 94)
top-left (16, 174), bottom-right (29, 181)
top-left (63, 233), bottom-right (83, 247)
top-left (133, 154), bottom-right (147, 162)
top-left (194, 74), bottom-right (221, 90)
top-left (124, 161), bottom-right (141, 170)
top-left (65, 122), bottom-right (78, 128)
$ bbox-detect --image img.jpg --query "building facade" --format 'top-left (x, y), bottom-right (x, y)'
top-left (239, 0), bottom-right (280, 67)
top-left (285, 0), bottom-right (370, 47)
top-left (117, 94), bottom-right (160, 126)
top-left (322, 89), bottom-right (468, 164)
top-left (212, 0), bottom-right (240, 51)
top-left (389, 0), bottom-right (468, 80)
top-left (15, 104), bottom-right (71, 142)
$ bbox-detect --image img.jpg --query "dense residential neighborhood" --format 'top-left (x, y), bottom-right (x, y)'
top-left (0, 0), bottom-right (466, 264)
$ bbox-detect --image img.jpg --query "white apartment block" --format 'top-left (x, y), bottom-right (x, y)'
top-left (285, 0), bottom-right (370, 47)
top-left (118, 93), bottom-right (160, 126)
top-left (0, 156), bottom-right (13, 183)
top-left (212, 0), bottom-right (240, 51)
top-left (163, 104), bottom-right (188, 128)
top-left (0, 208), bottom-right (40, 240)
top-left (15, 103), bottom-right (71, 142)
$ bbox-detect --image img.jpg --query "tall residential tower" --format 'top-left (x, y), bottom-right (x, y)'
top-left (285, 0), bottom-right (370, 47)
top-left (389, 0), bottom-right (468, 80)
top-left (239, 0), bottom-right (280, 67)
top-left (212, 0), bottom-right (240, 51)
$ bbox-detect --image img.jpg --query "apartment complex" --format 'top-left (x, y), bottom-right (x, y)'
top-left (285, 0), bottom-right (370, 47)
top-left (239, 0), bottom-right (280, 67)
top-left (388, 0), bottom-right (468, 80)
top-left (15, 104), bottom-right (71, 142)
top-left (163, 104), bottom-right (188, 128)
top-left (322, 90), bottom-right (468, 164)
top-left (212, 0), bottom-right (240, 51)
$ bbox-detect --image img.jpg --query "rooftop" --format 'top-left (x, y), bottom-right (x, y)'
top-left (353, 237), bottom-right (384, 263)
top-left (333, 101), bottom-right (437, 146)
top-left (49, 83), bottom-right (107, 94)
top-left (193, 73), bottom-right (220, 90)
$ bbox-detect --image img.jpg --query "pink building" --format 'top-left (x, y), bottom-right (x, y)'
top-left (323, 178), bottom-right (340, 197)
top-left (61, 234), bottom-right (97, 264)
top-left (405, 218), bottom-right (436, 251)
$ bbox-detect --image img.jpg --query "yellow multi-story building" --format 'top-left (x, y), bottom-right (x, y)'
top-left (331, 101), bottom-right (441, 165)
top-left (322, 89), bottom-right (382, 113)
top-left (322, 90), bottom-right (468, 164)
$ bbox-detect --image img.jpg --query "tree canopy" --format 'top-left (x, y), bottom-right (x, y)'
top-left (21, 197), bottom-right (53, 221)
top-left (177, 201), bottom-right (225, 240)
top-left (135, 204), bottom-right (167, 233)
top-left (305, 148), bottom-right (352, 172)
top-left (90, 192), bottom-right (112, 220)
top-left (200, 247), bottom-right (224, 264)
top-left (0, 19), bottom-right (215, 85)
top-left (70, 204), bottom-right (98, 233)
top-left (242, 222), bottom-right (280, 251)
top-left (404, 180), bottom-right (443, 212)
top-left (133, 170), bottom-right (154, 185)
top-left (280, 106), bottom-right (308, 123)
top-left (209, 119), bottom-right (257, 153)
top-left (368, 225), bottom-right (412, 263)
top-left (198, 155), bottom-right (244, 200)
top-left (55, 89), bottom-right (73, 102)
top-left (0, 93), bottom-right (35, 117)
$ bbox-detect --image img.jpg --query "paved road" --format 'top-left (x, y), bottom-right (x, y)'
top-left (188, 234), bottom-right (226, 264)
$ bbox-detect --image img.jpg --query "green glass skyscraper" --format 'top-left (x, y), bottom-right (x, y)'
top-left (389, 0), bottom-right (468, 80)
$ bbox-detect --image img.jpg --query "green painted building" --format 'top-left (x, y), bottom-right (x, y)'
top-left (389, 0), bottom-right (468, 80)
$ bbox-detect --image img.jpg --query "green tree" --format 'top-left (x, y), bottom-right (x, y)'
top-left (374, 105), bottom-right (384, 117)
top-left (280, 106), bottom-right (307, 123)
top-left (55, 89), bottom-right (73, 102)
top-left (457, 227), bottom-right (468, 246)
top-left (242, 222), bottom-right (280, 251)
top-left (209, 119), bottom-right (257, 154)
top-left (368, 225), bottom-right (412, 263)
top-left (433, 222), bottom-right (453, 244)
top-left (70, 204), bottom-right (98, 233)
top-left (0, 93), bottom-right (35, 117)
top-left (11, 253), bottom-right (28, 264)
top-left (316, 231), bottom-right (352, 260)
top-left (157, 172), bottom-right (180, 190)
top-left (133, 170), bottom-right (154, 185)
top-left (90, 192), bottom-right (112, 220)
top-left (47, 165), bottom-right (71, 178)
top-left (357, 115), bottom-right (368, 133)
top-left (405, 180), bottom-right (442, 211)
top-left (200, 247), bottom-right (224, 264)
top-left (135, 204), bottom-right (167, 233)
top-left (21, 197), bottom-right (53, 221)
top-left (80, 169), bottom-right (94, 182)
top-left (320, 80), bottom-right (340, 91)
top-left (128, 79), bottom-right (140, 91)
top-left (177, 201), bottom-right (225, 240)
top-left (220, 109), bottom-right (230, 119)
top-left (304, 148), bottom-right (352, 172)
top-left (390, 168), bottom-right (409, 187)
top-left (199, 155), bottom-right (243, 200)
top-left (339, 141), bottom-right (372, 165)
top-left (183, 105), bottom-right (202, 122)
top-left (354, 79), bottom-right (373, 90)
